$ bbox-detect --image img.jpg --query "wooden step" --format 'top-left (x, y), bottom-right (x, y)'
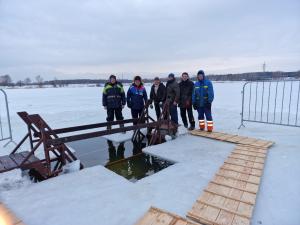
top-left (0, 151), bottom-right (40, 173)
top-left (0, 203), bottom-right (26, 225)
top-left (134, 207), bottom-right (199, 225)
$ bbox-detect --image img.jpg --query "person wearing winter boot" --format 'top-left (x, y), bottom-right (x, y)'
top-left (192, 70), bottom-right (214, 132)
top-left (166, 73), bottom-right (180, 127)
top-left (149, 77), bottom-right (166, 119)
top-left (179, 72), bottom-right (195, 130)
top-left (102, 75), bottom-right (126, 130)
top-left (127, 76), bottom-right (148, 124)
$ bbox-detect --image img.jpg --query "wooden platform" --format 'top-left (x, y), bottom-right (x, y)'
top-left (0, 151), bottom-right (40, 173)
top-left (186, 130), bottom-right (274, 225)
top-left (0, 203), bottom-right (25, 225)
top-left (134, 207), bottom-right (199, 225)
top-left (189, 130), bottom-right (274, 148)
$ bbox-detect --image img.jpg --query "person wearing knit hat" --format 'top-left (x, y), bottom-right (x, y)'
top-left (149, 77), bottom-right (166, 119)
top-left (166, 73), bottom-right (180, 127)
top-left (127, 75), bottom-right (148, 124)
top-left (102, 74), bottom-right (126, 130)
top-left (134, 75), bottom-right (141, 81)
top-left (192, 70), bottom-right (214, 132)
top-left (109, 74), bottom-right (116, 80)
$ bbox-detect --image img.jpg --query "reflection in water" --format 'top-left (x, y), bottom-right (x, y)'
top-left (69, 137), bottom-right (174, 182)
top-left (106, 140), bottom-right (174, 182)
top-left (107, 140), bottom-right (125, 163)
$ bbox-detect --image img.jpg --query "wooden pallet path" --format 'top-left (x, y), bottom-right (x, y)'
top-left (186, 130), bottom-right (274, 225)
top-left (134, 207), bottom-right (200, 225)
top-left (189, 130), bottom-right (274, 148)
top-left (0, 203), bottom-right (25, 225)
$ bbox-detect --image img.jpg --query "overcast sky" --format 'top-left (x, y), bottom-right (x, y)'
top-left (0, 0), bottom-right (299, 81)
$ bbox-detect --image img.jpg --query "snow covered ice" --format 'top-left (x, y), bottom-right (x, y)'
top-left (0, 82), bottom-right (299, 225)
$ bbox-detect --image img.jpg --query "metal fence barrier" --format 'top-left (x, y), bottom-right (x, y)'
top-left (239, 80), bottom-right (300, 128)
top-left (0, 89), bottom-right (14, 146)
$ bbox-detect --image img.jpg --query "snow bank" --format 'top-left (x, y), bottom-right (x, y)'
top-left (0, 169), bottom-right (32, 194)
top-left (0, 135), bottom-right (233, 225)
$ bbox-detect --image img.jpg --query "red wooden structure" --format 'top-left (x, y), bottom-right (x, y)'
top-left (0, 101), bottom-right (177, 179)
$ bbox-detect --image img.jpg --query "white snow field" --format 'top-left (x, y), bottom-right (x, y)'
top-left (0, 82), bottom-right (299, 225)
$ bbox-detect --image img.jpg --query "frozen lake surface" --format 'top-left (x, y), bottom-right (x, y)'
top-left (0, 82), bottom-right (299, 225)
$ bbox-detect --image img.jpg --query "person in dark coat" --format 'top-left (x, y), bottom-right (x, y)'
top-left (179, 72), bottom-right (195, 130)
top-left (102, 75), bottom-right (126, 129)
top-left (127, 76), bottom-right (148, 124)
top-left (192, 70), bottom-right (214, 132)
top-left (149, 77), bottom-right (166, 119)
top-left (166, 73), bottom-right (180, 125)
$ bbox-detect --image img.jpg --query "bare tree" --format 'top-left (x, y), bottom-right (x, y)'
top-left (35, 75), bottom-right (43, 88)
top-left (24, 77), bottom-right (32, 85)
top-left (51, 77), bottom-right (58, 88)
top-left (0, 74), bottom-right (12, 86)
top-left (16, 80), bottom-right (24, 87)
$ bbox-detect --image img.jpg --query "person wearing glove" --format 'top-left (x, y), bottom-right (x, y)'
top-left (149, 77), bottom-right (166, 119)
top-left (102, 75), bottom-right (126, 130)
top-left (179, 72), bottom-right (195, 130)
top-left (192, 70), bottom-right (214, 132)
top-left (127, 76), bottom-right (148, 124)
top-left (166, 73), bottom-right (180, 125)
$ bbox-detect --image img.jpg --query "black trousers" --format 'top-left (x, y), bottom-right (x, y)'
top-left (180, 107), bottom-right (195, 126)
top-left (131, 108), bottom-right (143, 124)
top-left (154, 102), bottom-right (161, 119)
top-left (106, 108), bottom-right (123, 122)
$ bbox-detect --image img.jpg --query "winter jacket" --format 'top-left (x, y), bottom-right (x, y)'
top-left (166, 79), bottom-right (180, 104)
top-left (127, 83), bottom-right (148, 110)
top-left (192, 76), bottom-right (214, 108)
top-left (179, 79), bottom-right (194, 108)
top-left (150, 83), bottom-right (166, 104)
top-left (102, 82), bottom-right (126, 109)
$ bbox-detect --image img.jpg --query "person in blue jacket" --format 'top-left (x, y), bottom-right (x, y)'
top-left (192, 70), bottom-right (214, 132)
top-left (127, 76), bottom-right (148, 124)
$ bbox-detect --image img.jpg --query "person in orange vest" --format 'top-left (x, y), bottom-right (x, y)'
top-left (192, 70), bottom-right (214, 132)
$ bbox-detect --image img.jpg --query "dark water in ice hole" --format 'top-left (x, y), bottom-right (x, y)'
top-left (68, 137), bottom-right (174, 182)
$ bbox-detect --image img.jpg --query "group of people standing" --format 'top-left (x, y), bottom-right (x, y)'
top-left (102, 70), bottom-right (214, 132)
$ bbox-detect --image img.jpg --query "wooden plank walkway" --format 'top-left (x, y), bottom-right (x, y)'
top-left (0, 151), bottom-right (40, 173)
top-left (186, 130), bottom-right (274, 225)
top-left (0, 203), bottom-right (25, 225)
top-left (134, 207), bottom-right (199, 225)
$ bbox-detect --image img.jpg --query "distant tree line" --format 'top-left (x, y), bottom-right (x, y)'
top-left (204, 71), bottom-right (300, 81)
top-left (0, 71), bottom-right (299, 87)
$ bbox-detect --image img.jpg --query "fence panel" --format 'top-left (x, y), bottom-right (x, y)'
top-left (0, 89), bottom-right (14, 146)
top-left (239, 80), bottom-right (300, 128)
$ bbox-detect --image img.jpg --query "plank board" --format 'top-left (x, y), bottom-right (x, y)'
top-left (217, 169), bottom-right (261, 185)
top-left (0, 203), bottom-right (24, 225)
top-left (226, 158), bottom-right (264, 170)
top-left (232, 150), bottom-right (266, 159)
top-left (9, 153), bottom-right (26, 165)
top-left (135, 207), bottom-right (199, 225)
top-left (0, 151), bottom-right (40, 173)
top-left (197, 196), bottom-right (253, 218)
top-left (230, 153), bottom-right (265, 164)
top-left (0, 155), bottom-right (17, 170)
top-left (0, 162), bottom-right (5, 170)
top-left (187, 130), bottom-right (273, 225)
top-left (19, 151), bottom-right (40, 163)
top-left (189, 130), bottom-right (273, 147)
top-left (215, 134), bottom-right (238, 142)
